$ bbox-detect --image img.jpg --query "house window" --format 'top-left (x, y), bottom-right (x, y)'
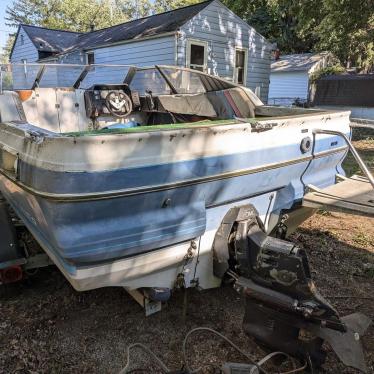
top-left (186, 40), bottom-right (207, 72)
top-left (86, 52), bottom-right (95, 65)
top-left (234, 48), bottom-right (248, 85)
top-left (20, 34), bottom-right (24, 45)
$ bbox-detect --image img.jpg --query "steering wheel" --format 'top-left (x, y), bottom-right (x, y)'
top-left (105, 91), bottom-right (133, 118)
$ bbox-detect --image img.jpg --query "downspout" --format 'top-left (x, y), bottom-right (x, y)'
top-left (174, 31), bottom-right (179, 66)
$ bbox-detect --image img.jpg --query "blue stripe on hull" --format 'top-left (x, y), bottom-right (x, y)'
top-left (18, 145), bottom-right (305, 194)
top-left (0, 148), bottom-right (343, 266)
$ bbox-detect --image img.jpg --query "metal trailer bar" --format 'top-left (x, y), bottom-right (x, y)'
top-left (312, 128), bottom-right (374, 188)
top-left (350, 118), bottom-right (374, 130)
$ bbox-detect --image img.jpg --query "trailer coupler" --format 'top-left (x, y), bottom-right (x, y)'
top-left (213, 204), bottom-right (371, 373)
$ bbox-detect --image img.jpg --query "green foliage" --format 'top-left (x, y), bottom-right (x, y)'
top-left (297, 0), bottom-right (374, 72)
top-left (1, 35), bottom-right (15, 64)
top-left (153, 0), bottom-right (200, 13)
top-left (5, 0), bottom-right (200, 32)
top-left (223, 0), bottom-right (315, 53)
top-left (222, 0), bottom-right (374, 71)
top-left (309, 65), bottom-right (345, 83)
top-left (5, 0), bottom-right (153, 32)
top-left (5, 0), bottom-right (374, 71)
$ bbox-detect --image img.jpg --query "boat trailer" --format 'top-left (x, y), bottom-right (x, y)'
top-left (0, 128), bottom-right (373, 372)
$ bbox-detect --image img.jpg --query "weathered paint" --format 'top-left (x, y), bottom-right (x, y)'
top-left (0, 110), bottom-right (350, 276)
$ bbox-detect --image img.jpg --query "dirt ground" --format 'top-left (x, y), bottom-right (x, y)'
top-left (0, 141), bottom-right (373, 374)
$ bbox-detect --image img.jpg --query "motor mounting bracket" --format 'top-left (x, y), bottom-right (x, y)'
top-left (213, 204), bottom-right (371, 372)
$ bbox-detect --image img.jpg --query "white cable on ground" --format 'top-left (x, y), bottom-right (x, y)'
top-left (182, 327), bottom-right (269, 374)
top-left (119, 343), bottom-right (170, 374)
top-left (120, 328), bottom-right (309, 374)
top-left (250, 352), bottom-right (296, 374)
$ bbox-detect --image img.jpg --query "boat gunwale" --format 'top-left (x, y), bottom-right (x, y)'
top-left (0, 109), bottom-right (351, 140)
top-left (0, 145), bottom-right (348, 202)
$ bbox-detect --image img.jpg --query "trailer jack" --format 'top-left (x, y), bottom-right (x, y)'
top-left (213, 204), bottom-right (371, 373)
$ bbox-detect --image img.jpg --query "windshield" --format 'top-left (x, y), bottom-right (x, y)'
top-left (0, 63), bottom-right (238, 94)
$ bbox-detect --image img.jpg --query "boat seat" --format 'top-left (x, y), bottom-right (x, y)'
top-left (207, 88), bottom-right (256, 119)
top-left (16, 88), bottom-right (90, 133)
top-left (0, 91), bottom-right (26, 122)
top-left (157, 92), bottom-right (217, 118)
top-left (222, 88), bottom-right (256, 118)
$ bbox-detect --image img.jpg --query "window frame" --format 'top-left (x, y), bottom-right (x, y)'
top-left (86, 51), bottom-right (95, 65)
top-left (186, 39), bottom-right (208, 72)
top-left (233, 47), bottom-right (248, 86)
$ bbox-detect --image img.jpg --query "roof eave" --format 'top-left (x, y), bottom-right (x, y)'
top-left (9, 25), bottom-right (21, 61)
top-left (68, 30), bottom-right (178, 55)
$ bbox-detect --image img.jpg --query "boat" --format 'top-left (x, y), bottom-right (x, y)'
top-left (0, 63), bottom-right (372, 371)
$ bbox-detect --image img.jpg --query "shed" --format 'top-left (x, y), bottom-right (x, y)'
top-left (268, 52), bottom-right (334, 106)
top-left (9, 0), bottom-right (273, 102)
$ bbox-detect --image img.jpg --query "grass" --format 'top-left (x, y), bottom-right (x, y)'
top-left (342, 139), bottom-right (374, 177)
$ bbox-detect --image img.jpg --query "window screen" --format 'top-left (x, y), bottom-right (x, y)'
top-left (188, 42), bottom-right (206, 71)
top-left (235, 49), bottom-right (246, 85)
top-left (87, 52), bottom-right (95, 65)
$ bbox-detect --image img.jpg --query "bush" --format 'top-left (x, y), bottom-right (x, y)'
top-left (310, 65), bottom-right (346, 82)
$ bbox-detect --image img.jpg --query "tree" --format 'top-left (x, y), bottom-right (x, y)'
top-left (5, 0), bottom-right (152, 32)
top-left (153, 0), bottom-right (201, 13)
top-left (223, 0), bottom-right (314, 53)
top-left (223, 0), bottom-right (374, 71)
top-left (1, 35), bottom-right (16, 64)
top-left (298, 0), bottom-right (374, 71)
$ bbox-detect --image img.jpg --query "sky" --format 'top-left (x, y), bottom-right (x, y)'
top-left (0, 0), bottom-right (15, 53)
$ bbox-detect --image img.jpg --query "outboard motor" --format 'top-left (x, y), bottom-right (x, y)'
top-left (213, 204), bottom-right (371, 373)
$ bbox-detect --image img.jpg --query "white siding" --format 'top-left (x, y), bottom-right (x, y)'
top-left (178, 0), bottom-right (272, 102)
top-left (65, 36), bottom-right (176, 88)
top-left (10, 27), bottom-right (39, 89)
top-left (268, 71), bottom-right (309, 106)
top-left (10, 28), bottom-right (39, 63)
top-left (10, 35), bottom-right (175, 88)
top-left (91, 36), bottom-right (175, 66)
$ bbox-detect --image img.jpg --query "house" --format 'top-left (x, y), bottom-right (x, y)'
top-left (9, 0), bottom-right (273, 102)
top-left (268, 52), bottom-right (334, 106)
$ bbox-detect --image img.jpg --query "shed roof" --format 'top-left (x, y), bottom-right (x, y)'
top-left (271, 52), bottom-right (330, 73)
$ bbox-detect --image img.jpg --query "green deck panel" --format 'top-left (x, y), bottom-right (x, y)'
top-left (62, 118), bottom-right (262, 137)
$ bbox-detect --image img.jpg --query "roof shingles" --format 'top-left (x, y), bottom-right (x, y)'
top-left (21, 25), bottom-right (82, 53)
top-left (20, 0), bottom-right (214, 56)
top-left (271, 52), bottom-right (330, 73)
